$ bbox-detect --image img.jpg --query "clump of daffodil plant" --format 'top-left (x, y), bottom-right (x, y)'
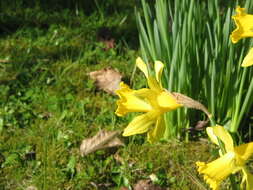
top-left (115, 57), bottom-right (182, 143)
top-left (196, 125), bottom-right (253, 190)
top-left (231, 6), bottom-right (253, 67)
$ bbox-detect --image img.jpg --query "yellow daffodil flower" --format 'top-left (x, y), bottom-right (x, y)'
top-left (196, 125), bottom-right (253, 190)
top-left (241, 47), bottom-right (253, 67)
top-left (115, 57), bottom-right (182, 143)
top-left (231, 6), bottom-right (253, 67)
top-left (231, 6), bottom-right (253, 43)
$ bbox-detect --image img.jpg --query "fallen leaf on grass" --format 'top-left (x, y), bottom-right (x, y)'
top-left (133, 180), bottom-right (166, 190)
top-left (114, 152), bottom-right (124, 164)
top-left (26, 186), bottom-right (38, 190)
top-left (80, 130), bottom-right (124, 156)
top-left (0, 59), bottom-right (10, 63)
top-left (88, 67), bottom-right (122, 95)
top-left (90, 181), bottom-right (113, 189)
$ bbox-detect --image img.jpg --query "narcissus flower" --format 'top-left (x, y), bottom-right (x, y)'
top-left (115, 57), bottom-right (182, 143)
top-left (196, 125), bottom-right (253, 190)
top-left (231, 6), bottom-right (253, 67)
top-left (231, 6), bottom-right (253, 43)
top-left (241, 47), bottom-right (253, 67)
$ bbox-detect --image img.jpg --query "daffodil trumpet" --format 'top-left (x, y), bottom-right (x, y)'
top-left (231, 6), bottom-right (253, 67)
top-left (196, 125), bottom-right (253, 190)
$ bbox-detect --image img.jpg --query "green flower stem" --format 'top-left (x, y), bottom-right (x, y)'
top-left (208, 115), bottom-right (216, 126)
top-left (230, 68), bottom-right (247, 133)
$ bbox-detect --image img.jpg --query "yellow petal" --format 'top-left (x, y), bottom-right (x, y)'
top-left (136, 58), bottom-right (164, 91)
top-left (147, 77), bottom-right (163, 92)
top-left (196, 162), bottom-right (220, 190)
top-left (206, 127), bottom-right (219, 146)
top-left (157, 91), bottom-right (182, 111)
top-left (115, 82), bottom-right (152, 116)
top-left (212, 125), bottom-right (234, 152)
top-left (242, 48), bottom-right (253, 67)
top-left (234, 142), bottom-right (253, 162)
top-left (136, 57), bottom-right (149, 79)
top-left (196, 152), bottom-right (240, 190)
top-left (154, 60), bottom-right (164, 84)
top-left (122, 111), bottom-right (158, 136)
top-left (241, 167), bottom-right (253, 190)
top-left (231, 6), bottom-right (253, 43)
top-left (147, 115), bottom-right (165, 143)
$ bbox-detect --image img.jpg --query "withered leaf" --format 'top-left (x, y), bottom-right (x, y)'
top-left (80, 130), bottom-right (124, 156)
top-left (188, 120), bottom-right (209, 132)
top-left (120, 187), bottom-right (129, 190)
top-left (0, 59), bottom-right (10, 63)
top-left (172, 92), bottom-right (211, 117)
top-left (114, 152), bottom-right (124, 164)
top-left (195, 120), bottom-right (209, 131)
top-left (133, 180), bottom-right (166, 190)
top-left (26, 186), bottom-right (38, 190)
top-left (89, 67), bottom-right (122, 95)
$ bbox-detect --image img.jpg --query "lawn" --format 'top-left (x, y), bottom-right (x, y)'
top-left (0, 1), bottom-right (252, 190)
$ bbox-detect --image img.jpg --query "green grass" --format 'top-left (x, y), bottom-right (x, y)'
top-left (0, 5), bottom-right (136, 189)
top-left (0, 2), bottom-right (248, 190)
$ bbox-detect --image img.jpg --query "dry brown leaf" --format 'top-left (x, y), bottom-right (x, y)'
top-left (80, 130), bottom-right (124, 156)
top-left (133, 180), bottom-right (166, 190)
top-left (188, 120), bottom-right (209, 133)
top-left (172, 92), bottom-right (211, 117)
top-left (194, 120), bottom-right (209, 131)
top-left (120, 187), bottom-right (129, 190)
top-left (0, 59), bottom-right (10, 63)
top-left (26, 186), bottom-right (38, 190)
top-left (114, 152), bottom-right (124, 164)
top-left (89, 67), bottom-right (122, 95)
